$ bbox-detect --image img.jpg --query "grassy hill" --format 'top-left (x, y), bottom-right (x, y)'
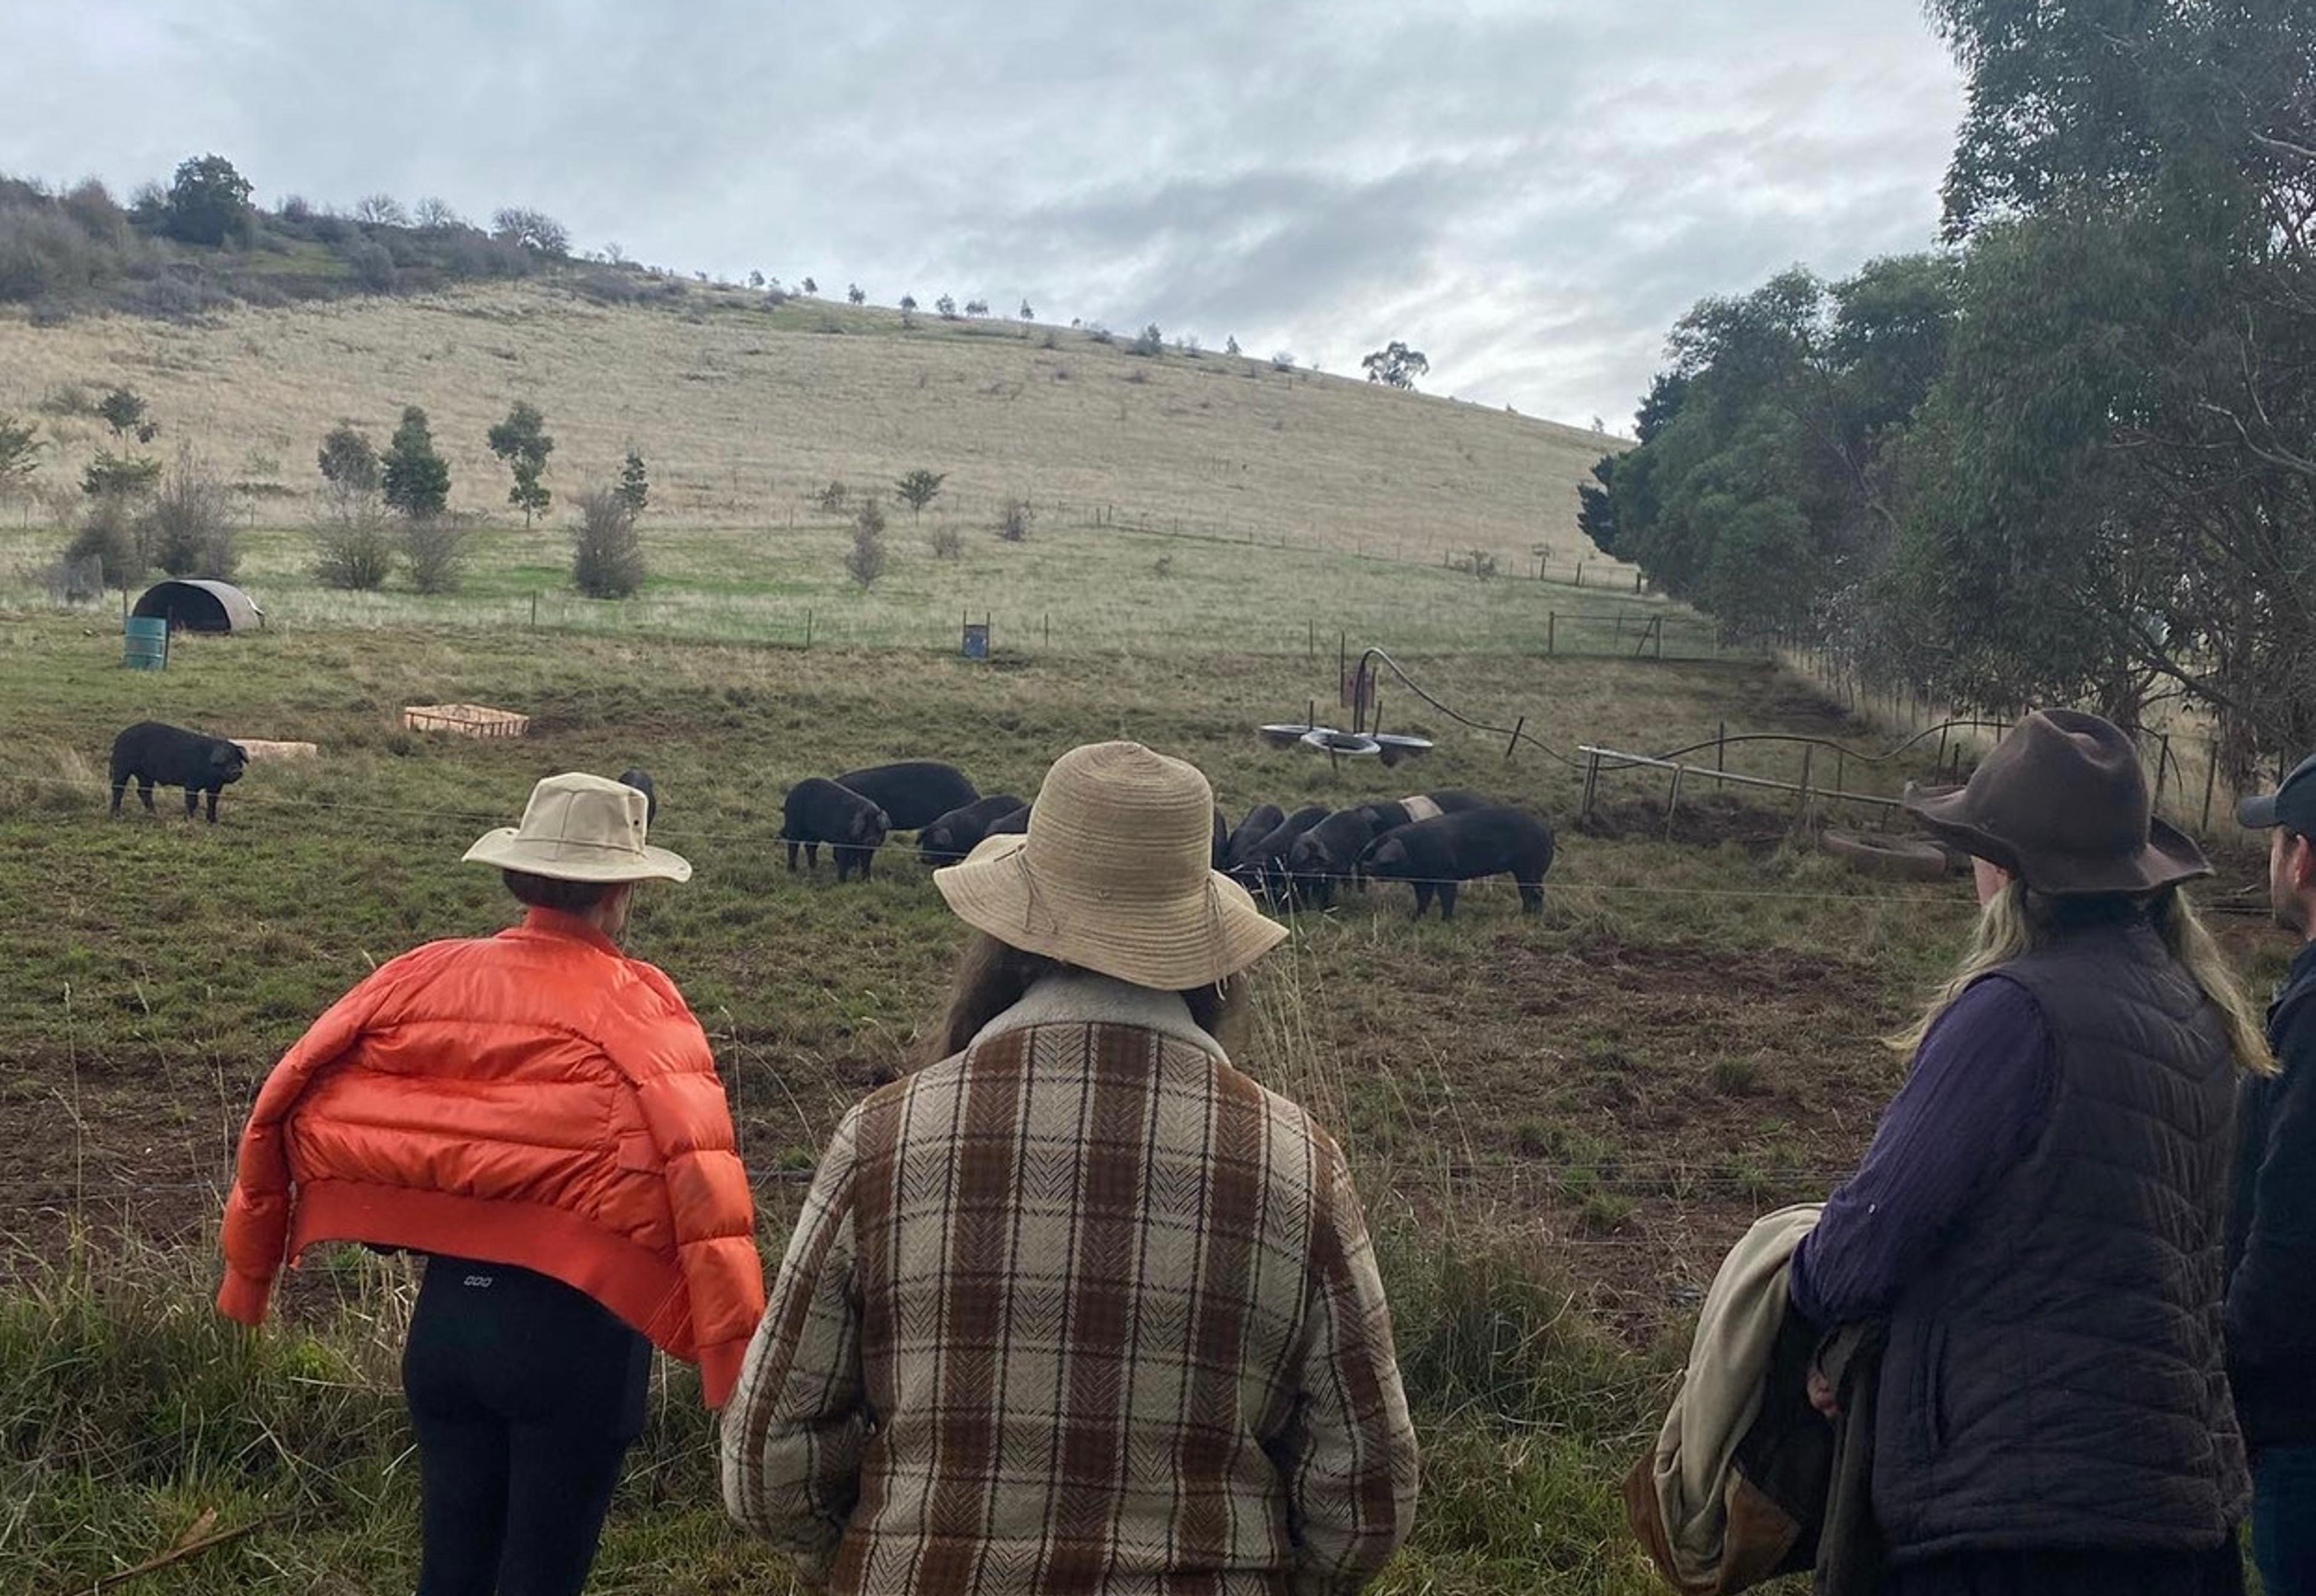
top-left (0, 281), bottom-right (1621, 569)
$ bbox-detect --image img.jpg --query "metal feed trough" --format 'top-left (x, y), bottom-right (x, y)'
top-left (403, 704), bottom-right (531, 740)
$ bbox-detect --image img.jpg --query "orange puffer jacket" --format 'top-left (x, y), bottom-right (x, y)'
top-left (218, 909), bottom-right (767, 1407)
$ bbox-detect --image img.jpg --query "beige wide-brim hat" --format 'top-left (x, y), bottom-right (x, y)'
top-left (462, 772), bottom-right (692, 883)
top-left (934, 741), bottom-right (1285, 989)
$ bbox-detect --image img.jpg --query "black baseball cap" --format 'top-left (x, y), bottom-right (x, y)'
top-left (2239, 751), bottom-right (2316, 833)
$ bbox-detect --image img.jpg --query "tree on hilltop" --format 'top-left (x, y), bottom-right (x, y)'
top-left (1362, 341), bottom-right (1429, 390)
top-left (162, 154), bottom-right (252, 245)
top-left (491, 207), bottom-right (569, 256)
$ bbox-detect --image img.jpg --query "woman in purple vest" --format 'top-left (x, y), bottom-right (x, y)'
top-left (1791, 710), bottom-right (2273, 1596)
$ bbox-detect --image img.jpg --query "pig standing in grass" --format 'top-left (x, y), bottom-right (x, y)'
top-left (834, 762), bottom-right (978, 831)
top-left (918, 795), bottom-right (1028, 865)
top-left (1234, 806), bottom-right (1330, 905)
top-left (782, 778), bottom-right (891, 882)
top-left (617, 768), bottom-right (659, 824)
top-left (1221, 804), bottom-right (1286, 874)
top-left (1358, 806), bottom-right (1555, 919)
top-left (109, 722), bottom-right (248, 824)
top-left (1287, 791), bottom-right (1490, 909)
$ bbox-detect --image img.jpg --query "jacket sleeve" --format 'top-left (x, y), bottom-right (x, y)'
top-left (216, 956), bottom-right (410, 1323)
top-left (627, 1007), bottom-right (767, 1408)
top-left (1277, 1134), bottom-right (1420, 1594)
top-left (2228, 997), bottom-right (2316, 1369)
top-left (721, 1107), bottom-right (867, 1586)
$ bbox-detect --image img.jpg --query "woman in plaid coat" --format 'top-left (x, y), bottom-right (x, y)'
top-left (723, 742), bottom-right (1420, 1594)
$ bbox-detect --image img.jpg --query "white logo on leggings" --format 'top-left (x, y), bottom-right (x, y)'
top-left (462, 1274), bottom-right (494, 1287)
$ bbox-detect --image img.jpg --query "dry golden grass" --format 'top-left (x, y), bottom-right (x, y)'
top-left (0, 283), bottom-right (1622, 567)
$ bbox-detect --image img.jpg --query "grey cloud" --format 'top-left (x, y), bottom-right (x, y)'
top-left (0, 0), bottom-right (1962, 423)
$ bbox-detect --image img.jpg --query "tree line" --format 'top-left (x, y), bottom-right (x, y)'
top-left (1581, 0), bottom-right (2315, 784)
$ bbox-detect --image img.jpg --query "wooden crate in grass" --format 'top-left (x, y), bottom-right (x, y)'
top-left (402, 704), bottom-right (530, 740)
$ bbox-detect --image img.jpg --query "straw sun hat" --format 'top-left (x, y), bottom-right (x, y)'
top-left (934, 742), bottom-right (1285, 989)
top-left (462, 772), bottom-right (692, 883)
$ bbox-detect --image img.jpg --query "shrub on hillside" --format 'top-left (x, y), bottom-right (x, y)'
top-left (402, 516), bottom-right (469, 595)
top-left (846, 499), bottom-right (888, 588)
top-left (929, 523), bottom-right (963, 560)
top-left (81, 451), bottom-right (162, 500)
top-left (815, 479), bottom-right (849, 514)
top-left (311, 502), bottom-right (396, 590)
top-left (144, 449), bottom-right (236, 578)
top-left (571, 489), bottom-right (646, 599)
top-left (1131, 324), bottom-right (1163, 357)
top-left (995, 497), bottom-right (1034, 543)
top-left (64, 494), bottom-right (149, 590)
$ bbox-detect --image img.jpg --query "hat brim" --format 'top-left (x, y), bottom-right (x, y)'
top-left (2238, 793), bottom-right (2282, 830)
top-left (1902, 784), bottom-right (2210, 896)
top-left (462, 828), bottom-right (693, 883)
top-left (933, 834), bottom-right (1286, 989)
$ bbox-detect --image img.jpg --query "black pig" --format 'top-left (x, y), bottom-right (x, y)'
top-left (1222, 804), bottom-right (1286, 875)
top-left (834, 762), bottom-right (979, 831)
top-left (616, 768), bottom-right (659, 824)
top-left (1212, 806), bottom-right (1230, 871)
top-left (1357, 806), bottom-right (1555, 919)
top-left (983, 805), bottom-right (1030, 838)
top-left (110, 722), bottom-right (248, 824)
top-left (1288, 793), bottom-right (1492, 909)
top-left (919, 794), bottom-right (1028, 865)
top-left (782, 778), bottom-right (891, 882)
top-left (1233, 806), bottom-right (1329, 904)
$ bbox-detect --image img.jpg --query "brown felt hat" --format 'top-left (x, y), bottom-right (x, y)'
top-left (1903, 709), bottom-right (2209, 897)
top-left (933, 742), bottom-right (1286, 989)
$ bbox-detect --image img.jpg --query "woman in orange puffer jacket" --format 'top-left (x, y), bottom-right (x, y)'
top-left (218, 773), bottom-right (765, 1596)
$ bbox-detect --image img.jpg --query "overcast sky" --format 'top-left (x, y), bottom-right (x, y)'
top-left (4, 0), bottom-right (1964, 429)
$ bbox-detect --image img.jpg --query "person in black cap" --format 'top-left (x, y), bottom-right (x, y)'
top-left (1791, 709), bottom-right (2272, 1596)
top-left (2227, 751), bottom-right (2316, 1596)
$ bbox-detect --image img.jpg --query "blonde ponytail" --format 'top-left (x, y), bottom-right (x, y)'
top-left (1892, 882), bottom-right (2275, 1076)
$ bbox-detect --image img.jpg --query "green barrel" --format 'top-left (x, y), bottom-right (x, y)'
top-left (124, 616), bottom-right (168, 670)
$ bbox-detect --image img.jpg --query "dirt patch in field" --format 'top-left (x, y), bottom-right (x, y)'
top-left (1332, 932), bottom-right (1905, 1342)
top-left (1579, 792), bottom-right (1797, 853)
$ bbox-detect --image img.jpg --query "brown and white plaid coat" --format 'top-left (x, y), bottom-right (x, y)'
top-left (722, 970), bottom-right (1419, 1594)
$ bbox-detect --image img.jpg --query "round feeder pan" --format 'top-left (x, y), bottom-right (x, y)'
top-left (1259, 722), bottom-right (1340, 749)
top-left (1302, 730), bottom-right (1381, 757)
top-left (1371, 733), bottom-right (1434, 768)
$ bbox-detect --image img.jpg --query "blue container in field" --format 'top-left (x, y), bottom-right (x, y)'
top-left (961, 622), bottom-right (990, 660)
top-left (124, 616), bottom-right (169, 670)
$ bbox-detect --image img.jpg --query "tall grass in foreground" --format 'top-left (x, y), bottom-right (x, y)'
top-left (0, 1223), bottom-right (1667, 1594)
top-left (1, 955), bottom-right (1673, 1594)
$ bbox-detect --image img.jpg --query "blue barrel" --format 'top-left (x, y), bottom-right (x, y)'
top-left (961, 622), bottom-right (990, 660)
top-left (124, 616), bottom-right (168, 670)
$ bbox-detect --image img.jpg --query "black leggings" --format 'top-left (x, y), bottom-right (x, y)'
top-left (402, 1256), bottom-right (652, 1596)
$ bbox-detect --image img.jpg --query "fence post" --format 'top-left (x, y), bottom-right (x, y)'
top-left (805, 608), bottom-right (814, 649)
top-left (1548, 613), bottom-right (1556, 655)
top-left (1654, 616), bottom-right (1664, 660)
top-left (2202, 737), bottom-right (2221, 834)
top-left (530, 591), bottom-right (538, 631)
top-left (2154, 733), bottom-right (2173, 813)
top-left (1796, 746), bottom-right (1815, 824)
top-left (1665, 763), bottom-right (1685, 837)
top-left (1717, 722), bottom-right (1727, 775)
top-left (1581, 749), bottom-right (1601, 823)
top-left (1614, 614), bottom-right (1624, 648)
top-left (1506, 715), bottom-right (1525, 763)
